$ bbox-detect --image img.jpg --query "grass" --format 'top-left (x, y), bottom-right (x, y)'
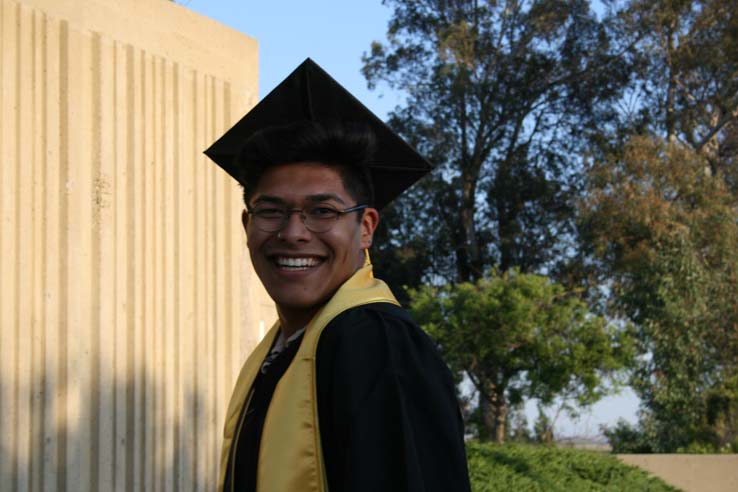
top-left (467, 442), bottom-right (682, 492)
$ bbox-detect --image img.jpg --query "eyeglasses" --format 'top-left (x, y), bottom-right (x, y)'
top-left (246, 204), bottom-right (368, 233)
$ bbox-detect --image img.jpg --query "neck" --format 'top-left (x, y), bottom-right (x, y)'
top-left (277, 305), bottom-right (322, 339)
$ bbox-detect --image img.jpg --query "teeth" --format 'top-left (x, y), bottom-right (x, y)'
top-left (275, 257), bottom-right (320, 268)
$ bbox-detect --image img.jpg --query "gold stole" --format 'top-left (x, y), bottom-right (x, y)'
top-left (217, 265), bottom-right (399, 492)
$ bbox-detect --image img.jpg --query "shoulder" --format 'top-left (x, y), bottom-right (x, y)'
top-left (324, 302), bottom-right (413, 330)
top-left (316, 302), bottom-right (455, 390)
top-left (318, 302), bottom-right (436, 357)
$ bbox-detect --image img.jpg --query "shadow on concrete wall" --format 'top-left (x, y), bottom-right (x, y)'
top-left (0, 368), bottom-right (215, 492)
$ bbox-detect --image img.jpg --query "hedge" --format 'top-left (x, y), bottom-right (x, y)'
top-left (467, 442), bottom-right (681, 491)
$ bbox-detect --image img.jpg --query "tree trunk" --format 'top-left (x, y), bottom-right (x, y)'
top-left (664, 25), bottom-right (677, 142)
top-left (493, 388), bottom-right (508, 443)
top-left (460, 175), bottom-right (481, 281)
top-left (541, 428), bottom-right (554, 444)
top-left (478, 380), bottom-right (508, 442)
top-left (495, 121), bottom-right (525, 274)
top-left (478, 393), bottom-right (496, 441)
top-left (495, 160), bottom-right (517, 274)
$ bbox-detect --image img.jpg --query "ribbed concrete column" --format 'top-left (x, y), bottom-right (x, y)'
top-left (0, 1), bottom-right (273, 490)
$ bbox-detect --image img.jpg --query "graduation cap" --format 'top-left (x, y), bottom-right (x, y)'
top-left (203, 58), bottom-right (431, 210)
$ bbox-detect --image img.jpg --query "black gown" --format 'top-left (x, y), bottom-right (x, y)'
top-left (225, 302), bottom-right (471, 492)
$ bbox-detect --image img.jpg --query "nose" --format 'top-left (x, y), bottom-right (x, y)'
top-left (278, 210), bottom-right (311, 242)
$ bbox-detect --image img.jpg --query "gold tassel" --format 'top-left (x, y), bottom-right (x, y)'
top-left (364, 249), bottom-right (373, 277)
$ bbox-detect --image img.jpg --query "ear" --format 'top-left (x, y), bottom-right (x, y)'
top-left (359, 207), bottom-right (379, 249)
top-left (241, 209), bottom-right (249, 234)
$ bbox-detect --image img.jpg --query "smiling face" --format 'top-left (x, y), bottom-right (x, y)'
top-left (243, 161), bottom-right (379, 331)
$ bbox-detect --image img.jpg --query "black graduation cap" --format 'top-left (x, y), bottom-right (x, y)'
top-left (203, 58), bottom-right (431, 210)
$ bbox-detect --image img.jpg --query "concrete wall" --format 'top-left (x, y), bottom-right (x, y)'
top-left (619, 454), bottom-right (738, 492)
top-left (0, 0), bottom-right (275, 490)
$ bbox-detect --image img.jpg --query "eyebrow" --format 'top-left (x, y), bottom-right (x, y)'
top-left (252, 193), bottom-right (347, 206)
top-left (252, 196), bottom-right (286, 206)
top-left (304, 193), bottom-right (347, 205)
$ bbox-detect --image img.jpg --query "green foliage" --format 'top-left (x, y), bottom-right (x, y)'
top-left (533, 404), bottom-right (554, 445)
top-left (701, 374), bottom-right (738, 452)
top-left (507, 406), bottom-right (534, 444)
top-left (615, 0), bottom-right (738, 163)
top-left (676, 441), bottom-right (738, 454)
top-left (410, 269), bottom-right (634, 441)
top-left (602, 419), bottom-right (655, 454)
top-left (582, 136), bottom-right (738, 451)
top-left (617, 0), bottom-right (736, 452)
top-left (467, 442), bottom-right (680, 491)
top-left (604, 404), bottom-right (738, 454)
top-left (578, 0), bottom-right (738, 453)
top-left (364, 0), bottom-right (633, 287)
top-left (365, 0), bottom-right (738, 454)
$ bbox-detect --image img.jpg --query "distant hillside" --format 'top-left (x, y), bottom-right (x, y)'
top-left (467, 442), bottom-right (681, 491)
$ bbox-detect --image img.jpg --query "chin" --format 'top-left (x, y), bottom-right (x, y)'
top-left (270, 291), bottom-right (332, 313)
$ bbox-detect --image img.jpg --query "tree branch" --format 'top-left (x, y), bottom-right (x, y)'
top-left (695, 108), bottom-right (738, 154)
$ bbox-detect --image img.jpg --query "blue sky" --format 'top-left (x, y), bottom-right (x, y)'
top-left (182, 0), bottom-right (399, 119)
top-left (181, 0), bottom-right (640, 439)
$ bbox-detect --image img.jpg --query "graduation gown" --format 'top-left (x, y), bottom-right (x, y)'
top-left (316, 303), bottom-right (471, 492)
top-left (221, 273), bottom-right (470, 492)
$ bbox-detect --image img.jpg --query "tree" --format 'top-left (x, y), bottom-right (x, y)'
top-left (409, 269), bottom-right (633, 442)
top-left (364, 0), bottom-right (633, 291)
top-left (533, 403), bottom-right (554, 445)
top-left (507, 404), bottom-right (534, 443)
top-left (581, 136), bottom-right (738, 451)
top-left (614, 0), bottom-right (738, 167)
top-left (702, 374), bottom-right (738, 452)
top-left (578, 0), bottom-right (738, 451)
top-left (601, 418), bottom-right (655, 453)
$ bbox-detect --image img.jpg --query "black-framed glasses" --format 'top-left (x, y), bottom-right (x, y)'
top-left (247, 204), bottom-right (368, 233)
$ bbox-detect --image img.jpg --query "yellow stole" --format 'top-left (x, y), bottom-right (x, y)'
top-left (217, 265), bottom-right (399, 492)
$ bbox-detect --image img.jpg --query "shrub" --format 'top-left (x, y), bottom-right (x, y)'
top-left (467, 442), bottom-right (680, 491)
top-left (602, 419), bottom-right (654, 454)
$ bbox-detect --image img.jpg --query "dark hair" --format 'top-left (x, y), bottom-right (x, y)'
top-left (237, 121), bottom-right (376, 213)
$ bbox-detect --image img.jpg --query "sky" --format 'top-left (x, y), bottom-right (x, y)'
top-left (180, 0), bottom-right (640, 439)
top-left (181, 0), bottom-right (400, 119)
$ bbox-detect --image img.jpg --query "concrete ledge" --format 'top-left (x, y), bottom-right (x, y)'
top-left (618, 454), bottom-right (738, 492)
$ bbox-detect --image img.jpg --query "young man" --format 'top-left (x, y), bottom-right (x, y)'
top-left (205, 59), bottom-right (470, 492)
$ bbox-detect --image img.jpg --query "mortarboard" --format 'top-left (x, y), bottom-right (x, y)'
top-left (203, 58), bottom-right (431, 210)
